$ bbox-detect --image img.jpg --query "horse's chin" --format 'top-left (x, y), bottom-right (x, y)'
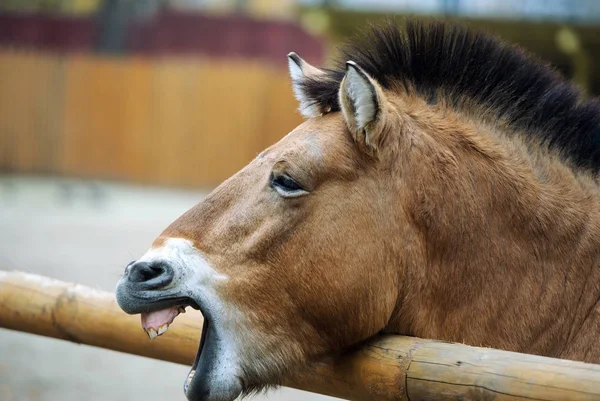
top-left (183, 296), bottom-right (243, 401)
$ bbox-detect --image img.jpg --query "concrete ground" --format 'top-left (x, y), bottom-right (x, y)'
top-left (0, 175), bottom-right (339, 401)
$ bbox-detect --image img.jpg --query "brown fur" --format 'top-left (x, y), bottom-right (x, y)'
top-left (154, 24), bottom-right (600, 393)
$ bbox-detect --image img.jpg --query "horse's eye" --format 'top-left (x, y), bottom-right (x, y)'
top-left (270, 173), bottom-right (308, 198)
top-left (273, 174), bottom-right (302, 191)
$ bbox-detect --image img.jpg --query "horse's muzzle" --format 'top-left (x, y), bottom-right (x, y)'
top-left (116, 260), bottom-right (183, 315)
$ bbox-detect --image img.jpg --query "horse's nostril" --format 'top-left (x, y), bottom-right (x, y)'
top-left (127, 261), bottom-right (174, 288)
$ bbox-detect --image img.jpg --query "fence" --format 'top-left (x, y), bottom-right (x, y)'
top-left (1, 269), bottom-right (600, 401)
top-left (0, 49), bottom-right (303, 188)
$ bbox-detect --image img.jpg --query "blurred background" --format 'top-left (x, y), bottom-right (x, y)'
top-left (1, 1), bottom-right (600, 400)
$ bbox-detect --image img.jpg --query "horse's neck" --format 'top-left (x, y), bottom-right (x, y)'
top-left (560, 280), bottom-right (600, 362)
top-left (390, 131), bottom-right (600, 362)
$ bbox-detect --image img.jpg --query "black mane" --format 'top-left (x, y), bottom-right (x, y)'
top-left (301, 20), bottom-right (600, 172)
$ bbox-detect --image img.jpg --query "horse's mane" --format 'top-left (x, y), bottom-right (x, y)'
top-left (301, 20), bottom-right (600, 172)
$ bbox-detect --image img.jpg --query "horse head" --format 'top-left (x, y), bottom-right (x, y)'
top-left (116, 20), bottom-right (600, 401)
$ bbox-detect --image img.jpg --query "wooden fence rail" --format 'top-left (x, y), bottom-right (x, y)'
top-left (2, 269), bottom-right (600, 401)
top-left (0, 50), bottom-right (303, 187)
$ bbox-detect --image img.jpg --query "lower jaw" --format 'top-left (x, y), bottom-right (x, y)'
top-left (183, 320), bottom-right (243, 401)
top-left (183, 318), bottom-right (244, 401)
top-left (185, 318), bottom-right (209, 395)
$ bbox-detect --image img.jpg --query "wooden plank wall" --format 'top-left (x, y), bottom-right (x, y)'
top-left (0, 50), bottom-right (303, 187)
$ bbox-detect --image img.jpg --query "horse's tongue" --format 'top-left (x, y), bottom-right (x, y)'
top-left (141, 307), bottom-right (179, 331)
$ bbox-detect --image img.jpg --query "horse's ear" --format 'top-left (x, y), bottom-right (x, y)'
top-left (338, 61), bottom-right (387, 152)
top-left (287, 52), bottom-right (328, 118)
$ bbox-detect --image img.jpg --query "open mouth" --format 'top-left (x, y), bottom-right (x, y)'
top-left (139, 298), bottom-right (211, 396)
top-left (140, 298), bottom-right (200, 339)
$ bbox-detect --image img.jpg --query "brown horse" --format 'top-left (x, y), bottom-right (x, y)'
top-left (115, 20), bottom-right (600, 401)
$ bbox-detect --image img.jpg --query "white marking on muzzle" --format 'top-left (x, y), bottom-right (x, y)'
top-left (138, 238), bottom-right (228, 290)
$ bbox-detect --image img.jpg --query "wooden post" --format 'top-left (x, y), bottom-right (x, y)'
top-left (2, 269), bottom-right (600, 401)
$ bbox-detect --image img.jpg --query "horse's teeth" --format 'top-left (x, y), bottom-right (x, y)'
top-left (178, 306), bottom-right (186, 314)
top-left (145, 324), bottom-right (168, 340)
top-left (187, 370), bottom-right (195, 386)
top-left (146, 328), bottom-right (158, 340)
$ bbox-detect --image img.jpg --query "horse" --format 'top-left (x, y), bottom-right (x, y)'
top-left (115, 20), bottom-right (600, 401)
